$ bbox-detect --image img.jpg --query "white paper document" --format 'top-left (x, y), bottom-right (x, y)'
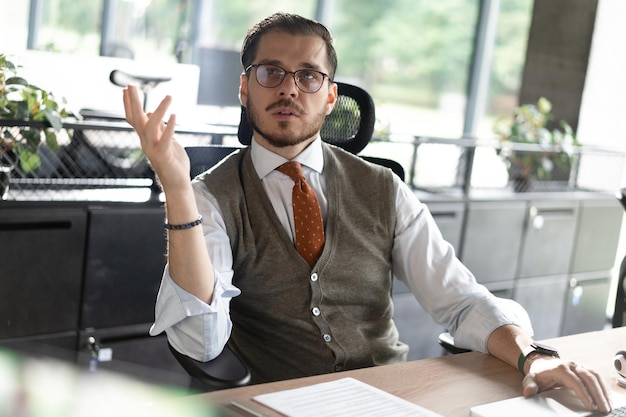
top-left (252, 377), bottom-right (443, 417)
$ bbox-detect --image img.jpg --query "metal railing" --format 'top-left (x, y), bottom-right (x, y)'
top-left (0, 117), bottom-right (238, 201)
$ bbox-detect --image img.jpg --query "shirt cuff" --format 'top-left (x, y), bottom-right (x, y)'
top-left (452, 296), bottom-right (534, 353)
top-left (149, 265), bottom-right (240, 336)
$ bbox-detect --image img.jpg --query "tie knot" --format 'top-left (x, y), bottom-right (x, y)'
top-left (277, 161), bottom-right (305, 182)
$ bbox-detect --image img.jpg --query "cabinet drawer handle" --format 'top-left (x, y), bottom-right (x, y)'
top-left (0, 221), bottom-right (72, 231)
top-left (529, 206), bottom-right (544, 230)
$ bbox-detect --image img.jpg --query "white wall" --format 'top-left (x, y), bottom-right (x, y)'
top-left (579, 0), bottom-right (626, 318)
top-left (578, 0), bottom-right (626, 152)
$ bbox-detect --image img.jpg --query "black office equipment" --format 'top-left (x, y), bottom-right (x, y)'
top-left (613, 188), bottom-right (626, 328)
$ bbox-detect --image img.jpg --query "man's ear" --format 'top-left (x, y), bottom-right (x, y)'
top-left (325, 82), bottom-right (338, 116)
top-left (239, 73), bottom-right (248, 108)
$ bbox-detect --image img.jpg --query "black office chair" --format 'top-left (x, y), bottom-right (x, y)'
top-left (167, 82), bottom-right (405, 392)
top-left (612, 187), bottom-right (626, 328)
top-left (438, 332), bottom-right (471, 355)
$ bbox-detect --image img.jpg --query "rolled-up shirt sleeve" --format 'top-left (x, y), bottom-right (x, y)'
top-left (391, 177), bottom-right (533, 353)
top-left (149, 266), bottom-right (240, 361)
top-left (149, 180), bottom-right (241, 362)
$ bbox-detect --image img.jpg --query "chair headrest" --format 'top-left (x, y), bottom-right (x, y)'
top-left (237, 82), bottom-right (375, 155)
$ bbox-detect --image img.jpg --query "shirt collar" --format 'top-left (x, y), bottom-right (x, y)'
top-left (251, 136), bottom-right (325, 179)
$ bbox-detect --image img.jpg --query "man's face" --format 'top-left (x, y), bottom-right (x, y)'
top-left (240, 31), bottom-right (337, 150)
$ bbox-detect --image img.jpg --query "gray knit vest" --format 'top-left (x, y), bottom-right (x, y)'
top-left (199, 143), bottom-right (407, 383)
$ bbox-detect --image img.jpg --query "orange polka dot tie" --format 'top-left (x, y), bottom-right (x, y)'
top-left (277, 161), bottom-right (325, 267)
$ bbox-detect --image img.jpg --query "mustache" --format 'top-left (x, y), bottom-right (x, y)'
top-left (266, 99), bottom-right (305, 115)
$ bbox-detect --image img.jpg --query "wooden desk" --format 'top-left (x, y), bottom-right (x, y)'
top-left (199, 327), bottom-right (626, 416)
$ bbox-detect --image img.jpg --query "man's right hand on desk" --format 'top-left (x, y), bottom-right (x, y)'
top-left (522, 355), bottom-right (612, 414)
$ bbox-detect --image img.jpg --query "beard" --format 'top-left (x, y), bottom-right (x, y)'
top-left (246, 96), bottom-right (327, 148)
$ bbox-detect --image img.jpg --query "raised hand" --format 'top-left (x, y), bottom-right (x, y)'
top-left (122, 84), bottom-right (190, 193)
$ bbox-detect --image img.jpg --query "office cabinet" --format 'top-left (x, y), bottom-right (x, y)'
top-left (77, 206), bottom-right (183, 387)
top-left (461, 200), bottom-right (526, 283)
top-left (81, 206), bottom-right (166, 329)
top-left (459, 195), bottom-right (619, 339)
top-left (0, 202), bottom-right (189, 388)
top-left (517, 200), bottom-right (578, 278)
top-left (561, 272), bottom-right (611, 336)
top-left (571, 199), bottom-right (623, 274)
top-left (0, 208), bottom-right (87, 339)
top-left (514, 275), bottom-right (568, 339)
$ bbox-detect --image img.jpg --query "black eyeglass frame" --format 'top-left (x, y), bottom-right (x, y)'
top-left (245, 63), bottom-right (331, 93)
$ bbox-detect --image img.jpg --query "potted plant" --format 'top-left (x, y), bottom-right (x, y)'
top-left (494, 97), bottom-right (580, 192)
top-left (0, 53), bottom-right (70, 198)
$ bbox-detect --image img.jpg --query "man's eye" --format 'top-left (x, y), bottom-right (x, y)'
top-left (266, 67), bottom-right (284, 77)
top-left (299, 71), bottom-right (317, 81)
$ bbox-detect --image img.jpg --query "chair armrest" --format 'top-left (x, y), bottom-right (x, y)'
top-left (438, 332), bottom-right (472, 355)
top-left (167, 342), bottom-right (251, 391)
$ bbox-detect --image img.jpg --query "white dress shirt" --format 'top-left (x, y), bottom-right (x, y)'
top-left (150, 137), bottom-right (533, 361)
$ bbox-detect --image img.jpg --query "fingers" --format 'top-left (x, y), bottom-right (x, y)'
top-left (525, 360), bottom-right (612, 413)
top-left (122, 85), bottom-right (175, 147)
top-left (122, 84), bottom-right (173, 129)
top-left (143, 96), bottom-right (173, 139)
top-left (566, 363), bottom-right (612, 413)
top-left (521, 376), bottom-right (539, 397)
top-left (123, 85), bottom-right (144, 127)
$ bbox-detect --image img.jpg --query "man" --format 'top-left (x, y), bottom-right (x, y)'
top-left (124, 12), bottom-right (611, 413)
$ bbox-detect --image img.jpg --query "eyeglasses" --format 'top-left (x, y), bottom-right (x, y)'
top-left (246, 64), bottom-right (330, 93)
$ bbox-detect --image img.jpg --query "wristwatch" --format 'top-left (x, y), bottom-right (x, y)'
top-left (517, 342), bottom-right (560, 375)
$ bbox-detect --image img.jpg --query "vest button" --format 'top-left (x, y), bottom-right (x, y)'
top-left (312, 307), bottom-right (320, 316)
top-left (310, 273), bottom-right (318, 282)
top-left (323, 333), bottom-right (331, 343)
top-left (334, 364), bottom-right (343, 372)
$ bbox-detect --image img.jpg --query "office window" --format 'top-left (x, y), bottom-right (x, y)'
top-left (0, 3), bottom-right (30, 53)
top-left (193, 1), bottom-right (317, 50)
top-left (478, 0), bottom-right (533, 139)
top-left (103, 0), bottom-right (194, 62)
top-left (36, 0), bottom-right (103, 55)
top-left (7, 0), bottom-right (533, 141)
top-left (331, 0), bottom-right (478, 140)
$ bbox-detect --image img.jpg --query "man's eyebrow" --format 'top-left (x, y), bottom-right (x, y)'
top-left (257, 59), bottom-right (324, 71)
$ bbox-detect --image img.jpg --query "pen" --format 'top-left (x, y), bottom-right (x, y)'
top-left (229, 400), bottom-right (271, 417)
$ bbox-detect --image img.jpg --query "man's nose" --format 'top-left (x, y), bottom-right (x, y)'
top-left (279, 73), bottom-right (300, 96)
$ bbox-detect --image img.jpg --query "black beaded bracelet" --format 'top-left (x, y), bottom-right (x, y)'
top-left (164, 215), bottom-right (203, 230)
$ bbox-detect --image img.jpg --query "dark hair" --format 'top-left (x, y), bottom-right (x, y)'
top-left (241, 12), bottom-right (337, 80)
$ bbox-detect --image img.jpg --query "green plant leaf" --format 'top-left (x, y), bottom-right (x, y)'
top-left (17, 148), bottom-right (41, 173)
top-left (44, 129), bottom-right (59, 152)
top-left (537, 96), bottom-right (552, 114)
top-left (19, 128), bottom-right (42, 151)
top-left (5, 76), bottom-right (28, 86)
top-left (44, 108), bottom-right (63, 130)
top-left (1, 53), bottom-right (71, 172)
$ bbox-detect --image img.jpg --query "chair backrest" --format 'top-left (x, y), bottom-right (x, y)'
top-left (186, 145), bottom-right (242, 179)
top-left (237, 82), bottom-right (375, 154)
